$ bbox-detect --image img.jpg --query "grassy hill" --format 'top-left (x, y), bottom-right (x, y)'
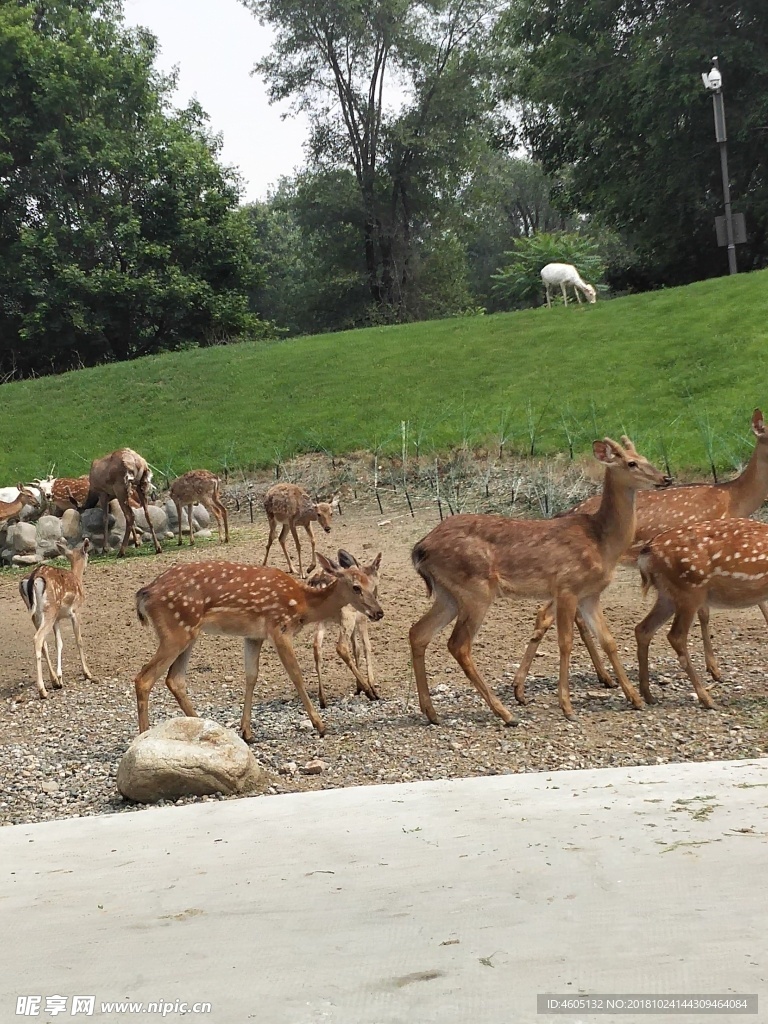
top-left (2, 269), bottom-right (768, 482)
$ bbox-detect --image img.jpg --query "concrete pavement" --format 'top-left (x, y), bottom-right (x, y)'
top-left (1, 758), bottom-right (767, 1023)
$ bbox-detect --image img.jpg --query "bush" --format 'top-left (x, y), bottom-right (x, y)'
top-left (491, 233), bottom-right (605, 308)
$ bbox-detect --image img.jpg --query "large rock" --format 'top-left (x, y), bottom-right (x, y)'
top-left (133, 504), bottom-right (168, 536)
top-left (80, 507), bottom-right (111, 546)
top-left (117, 718), bottom-right (266, 803)
top-left (165, 500), bottom-right (209, 535)
top-left (36, 515), bottom-right (63, 558)
top-left (60, 508), bottom-right (81, 545)
top-left (13, 521), bottom-right (37, 554)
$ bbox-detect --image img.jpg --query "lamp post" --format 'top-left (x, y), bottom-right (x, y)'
top-left (701, 56), bottom-right (737, 274)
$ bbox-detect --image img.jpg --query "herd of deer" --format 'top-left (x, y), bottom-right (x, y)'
top-left (9, 410), bottom-right (768, 743)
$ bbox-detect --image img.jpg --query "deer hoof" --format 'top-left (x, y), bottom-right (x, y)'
top-left (52, 678), bottom-right (63, 690)
top-left (503, 716), bottom-right (519, 727)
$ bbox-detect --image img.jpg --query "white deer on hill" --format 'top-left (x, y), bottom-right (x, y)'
top-left (541, 262), bottom-right (597, 307)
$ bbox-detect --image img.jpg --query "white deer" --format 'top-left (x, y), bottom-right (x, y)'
top-left (541, 263), bottom-right (597, 307)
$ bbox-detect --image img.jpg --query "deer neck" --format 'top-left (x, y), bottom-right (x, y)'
top-left (592, 470), bottom-right (638, 564)
top-left (727, 444), bottom-right (768, 516)
top-left (302, 579), bottom-right (349, 623)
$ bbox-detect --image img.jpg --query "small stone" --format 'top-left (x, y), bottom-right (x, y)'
top-left (301, 759), bottom-right (328, 775)
top-left (41, 781), bottom-right (59, 794)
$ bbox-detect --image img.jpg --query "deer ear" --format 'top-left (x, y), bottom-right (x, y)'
top-left (593, 439), bottom-right (617, 464)
top-left (336, 549), bottom-right (358, 569)
top-left (81, 538), bottom-right (91, 554)
top-left (366, 552), bottom-right (382, 575)
top-left (315, 552), bottom-right (339, 574)
top-left (620, 435), bottom-right (638, 454)
top-left (752, 409), bottom-right (765, 437)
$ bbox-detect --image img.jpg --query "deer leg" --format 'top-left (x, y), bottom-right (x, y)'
top-left (174, 499), bottom-right (184, 546)
top-left (666, 607), bottom-right (715, 709)
top-left (51, 622), bottom-right (64, 688)
top-left (138, 494), bottom-right (162, 554)
top-left (757, 600), bottom-right (768, 628)
top-left (70, 612), bottom-right (92, 681)
top-left (241, 638), bottom-right (264, 742)
top-left (289, 524), bottom-right (304, 577)
top-left (561, 282), bottom-right (569, 306)
top-left (42, 640), bottom-right (57, 685)
top-left (270, 631), bottom-right (326, 736)
top-left (211, 496), bottom-right (229, 543)
top-left (578, 596), bottom-right (644, 710)
top-left (134, 641), bottom-right (188, 732)
top-left (448, 600), bottom-right (517, 726)
top-left (277, 525), bottom-right (297, 575)
top-left (697, 606), bottom-right (722, 682)
top-left (263, 515), bottom-right (277, 565)
top-left (336, 628), bottom-right (378, 701)
top-left (574, 287), bottom-right (583, 305)
top-left (305, 523), bottom-right (317, 574)
top-left (163, 644), bottom-right (199, 718)
top-left (409, 584), bottom-right (460, 725)
top-left (514, 602), bottom-right (555, 704)
top-left (118, 499), bottom-right (135, 557)
top-left (33, 621), bottom-right (55, 698)
top-left (313, 625), bottom-right (327, 709)
top-left (635, 591), bottom-right (675, 704)
top-left (187, 503), bottom-right (195, 546)
top-left (99, 493), bottom-right (111, 554)
top-left (553, 594), bottom-right (578, 720)
top-left (359, 622), bottom-right (379, 698)
top-left (545, 286), bottom-right (552, 308)
top-left (575, 613), bottom-right (616, 687)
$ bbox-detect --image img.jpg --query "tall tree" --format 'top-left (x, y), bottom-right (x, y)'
top-left (244, 0), bottom-right (500, 317)
top-left (497, 0), bottom-right (768, 284)
top-left (0, 0), bottom-right (264, 378)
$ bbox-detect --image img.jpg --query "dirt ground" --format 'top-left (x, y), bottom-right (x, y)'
top-left (2, 497), bottom-right (767, 825)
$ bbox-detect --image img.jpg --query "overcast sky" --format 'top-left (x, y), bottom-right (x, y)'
top-left (123, 0), bottom-right (308, 202)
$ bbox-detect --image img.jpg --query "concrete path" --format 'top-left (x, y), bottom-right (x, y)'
top-left (2, 759), bottom-right (767, 1024)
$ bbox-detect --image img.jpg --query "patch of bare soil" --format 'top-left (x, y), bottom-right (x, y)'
top-left (2, 499), bottom-right (767, 826)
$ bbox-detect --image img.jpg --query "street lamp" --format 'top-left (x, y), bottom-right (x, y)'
top-left (701, 56), bottom-right (738, 274)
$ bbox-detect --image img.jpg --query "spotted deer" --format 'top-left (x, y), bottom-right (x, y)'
top-left (513, 408), bottom-right (768, 702)
top-left (0, 486), bottom-right (39, 526)
top-left (263, 483), bottom-right (339, 577)
top-left (307, 549), bottom-right (383, 708)
top-left (635, 519), bottom-right (768, 708)
top-left (49, 475), bottom-right (90, 513)
top-left (169, 470), bottom-right (229, 546)
top-left (19, 539), bottom-right (93, 698)
top-left (409, 437), bottom-right (671, 724)
top-left (133, 554), bottom-right (384, 739)
top-left (75, 448), bottom-right (161, 556)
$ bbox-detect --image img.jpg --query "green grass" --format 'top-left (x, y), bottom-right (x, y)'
top-left (2, 270), bottom-right (768, 481)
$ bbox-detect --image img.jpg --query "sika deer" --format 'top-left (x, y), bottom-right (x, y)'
top-left (307, 549), bottom-right (383, 708)
top-left (541, 263), bottom-right (598, 307)
top-left (0, 486), bottom-right (39, 526)
top-left (76, 448), bottom-right (161, 556)
top-left (19, 539), bottom-right (93, 698)
top-left (409, 437), bottom-right (670, 724)
top-left (636, 519), bottom-right (768, 708)
top-left (263, 483), bottom-right (339, 577)
top-left (133, 554), bottom-right (384, 739)
top-left (514, 408), bottom-right (768, 701)
top-left (169, 470), bottom-right (229, 546)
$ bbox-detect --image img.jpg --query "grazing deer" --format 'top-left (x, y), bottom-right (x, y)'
top-left (514, 408), bottom-right (768, 701)
top-left (169, 470), bottom-right (229, 546)
top-left (48, 475), bottom-right (91, 513)
top-left (0, 486), bottom-right (39, 526)
top-left (541, 263), bottom-right (598, 307)
top-left (75, 448), bottom-right (161, 556)
top-left (133, 554), bottom-right (384, 739)
top-left (635, 519), bottom-right (768, 708)
top-left (409, 437), bottom-right (670, 724)
top-left (263, 483), bottom-right (339, 578)
top-left (19, 539), bottom-right (93, 698)
top-left (307, 549), bottom-right (383, 708)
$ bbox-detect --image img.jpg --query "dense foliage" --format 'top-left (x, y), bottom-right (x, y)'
top-left (0, 0), bottom-right (265, 378)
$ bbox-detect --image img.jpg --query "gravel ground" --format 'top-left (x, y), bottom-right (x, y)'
top-left (2, 501), bottom-right (767, 826)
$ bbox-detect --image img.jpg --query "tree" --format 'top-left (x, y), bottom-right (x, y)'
top-left (0, 0), bottom-right (265, 378)
top-left (496, 0), bottom-right (768, 284)
top-left (243, 0), bottom-right (500, 318)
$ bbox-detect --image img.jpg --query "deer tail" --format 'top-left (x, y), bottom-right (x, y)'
top-left (135, 587), bottom-right (151, 626)
top-left (411, 540), bottom-right (434, 598)
top-left (637, 546), bottom-right (655, 599)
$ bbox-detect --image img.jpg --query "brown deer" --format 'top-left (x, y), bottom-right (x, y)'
top-left (75, 448), bottom-right (161, 556)
top-left (19, 539), bottom-right (93, 698)
top-left (635, 519), bottom-right (768, 708)
top-left (169, 470), bottom-right (229, 546)
top-left (307, 549), bottom-right (383, 708)
top-left (0, 486), bottom-right (39, 526)
top-left (48, 475), bottom-right (90, 513)
top-left (409, 437), bottom-right (671, 724)
top-left (133, 554), bottom-right (384, 739)
top-left (263, 483), bottom-right (339, 577)
top-left (513, 408), bottom-right (768, 701)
